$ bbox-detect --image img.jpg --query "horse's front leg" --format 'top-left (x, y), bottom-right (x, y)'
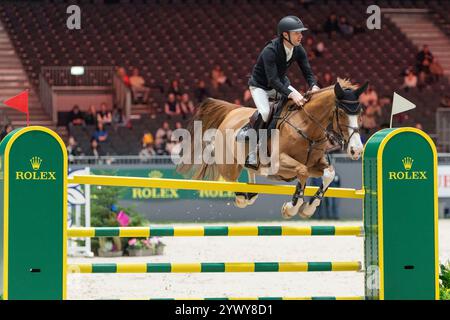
top-left (299, 165), bottom-right (335, 218)
top-left (235, 169), bottom-right (258, 208)
top-left (277, 153), bottom-right (309, 219)
top-left (281, 179), bottom-right (307, 219)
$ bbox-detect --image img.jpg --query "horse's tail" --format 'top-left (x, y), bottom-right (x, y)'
top-left (176, 98), bottom-right (239, 180)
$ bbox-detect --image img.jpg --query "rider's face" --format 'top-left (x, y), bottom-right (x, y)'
top-left (284, 31), bottom-right (303, 46)
top-left (290, 31), bottom-right (303, 45)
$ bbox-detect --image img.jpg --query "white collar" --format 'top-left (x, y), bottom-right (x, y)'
top-left (284, 44), bottom-right (293, 54)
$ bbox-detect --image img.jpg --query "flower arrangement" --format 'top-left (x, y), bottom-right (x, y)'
top-left (127, 237), bottom-right (165, 256)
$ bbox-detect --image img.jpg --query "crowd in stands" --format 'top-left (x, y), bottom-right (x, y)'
top-left (57, 10), bottom-right (448, 160)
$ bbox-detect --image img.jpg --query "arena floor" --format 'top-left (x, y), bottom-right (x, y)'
top-left (67, 220), bottom-right (450, 300)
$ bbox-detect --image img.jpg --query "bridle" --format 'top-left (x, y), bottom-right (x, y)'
top-left (327, 99), bottom-right (362, 151)
top-left (276, 92), bottom-right (362, 163)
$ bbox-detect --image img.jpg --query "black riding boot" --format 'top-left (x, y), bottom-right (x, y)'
top-left (244, 114), bottom-right (266, 170)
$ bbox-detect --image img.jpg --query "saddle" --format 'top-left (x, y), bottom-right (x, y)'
top-left (245, 95), bottom-right (288, 140)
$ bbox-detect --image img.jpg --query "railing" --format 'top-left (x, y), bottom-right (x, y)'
top-left (39, 66), bottom-right (135, 124)
top-left (40, 66), bottom-right (114, 86)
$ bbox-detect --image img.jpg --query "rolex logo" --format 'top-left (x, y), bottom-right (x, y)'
top-left (16, 156), bottom-right (56, 181)
top-left (30, 157), bottom-right (42, 170)
top-left (402, 157), bottom-right (413, 171)
top-left (389, 156), bottom-right (426, 180)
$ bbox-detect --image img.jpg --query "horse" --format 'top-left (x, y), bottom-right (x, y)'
top-left (176, 78), bottom-right (367, 219)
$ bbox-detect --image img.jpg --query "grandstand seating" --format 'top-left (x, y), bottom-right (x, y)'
top-left (0, 0), bottom-right (448, 155)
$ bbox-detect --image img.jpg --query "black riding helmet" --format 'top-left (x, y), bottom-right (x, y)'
top-left (277, 16), bottom-right (308, 46)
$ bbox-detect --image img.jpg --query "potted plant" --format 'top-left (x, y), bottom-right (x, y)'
top-left (127, 238), bottom-right (154, 256)
top-left (151, 236), bottom-right (166, 255)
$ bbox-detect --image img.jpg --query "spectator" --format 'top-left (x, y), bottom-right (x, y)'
top-left (359, 86), bottom-right (378, 107)
top-left (139, 142), bottom-right (156, 162)
top-left (117, 67), bottom-right (130, 87)
top-left (129, 68), bottom-right (150, 104)
top-left (164, 93), bottom-right (181, 117)
top-left (0, 123), bottom-right (13, 141)
top-left (97, 102), bottom-right (112, 125)
top-left (304, 36), bottom-right (316, 60)
top-left (67, 105), bottom-right (85, 131)
top-left (242, 89), bottom-right (254, 107)
top-left (85, 105), bottom-right (98, 126)
top-left (323, 14), bottom-right (339, 38)
top-left (194, 80), bottom-right (210, 103)
top-left (415, 123), bottom-right (423, 130)
top-left (440, 95), bottom-right (450, 108)
top-left (233, 98), bottom-right (242, 105)
top-left (402, 70), bottom-right (418, 92)
top-left (179, 93), bottom-right (195, 119)
top-left (87, 137), bottom-right (103, 160)
top-left (314, 40), bottom-right (326, 58)
top-left (112, 105), bottom-right (127, 129)
top-left (318, 72), bottom-right (333, 88)
top-left (338, 16), bottom-right (354, 37)
top-left (66, 136), bottom-right (84, 163)
top-left (141, 130), bottom-right (154, 148)
top-left (168, 79), bottom-right (183, 98)
top-left (429, 57), bottom-right (444, 82)
top-left (92, 122), bottom-right (108, 142)
top-left (154, 137), bottom-right (169, 156)
top-left (416, 45), bottom-right (433, 68)
top-left (156, 121), bottom-right (172, 145)
top-left (166, 122), bottom-right (182, 156)
top-left (211, 64), bottom-right (231, 89)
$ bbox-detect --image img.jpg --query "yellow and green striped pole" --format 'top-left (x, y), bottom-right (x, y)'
top-left (67, 225), bottom-right (364, 238)
top-left (68, 262), bottom-right (362, 273)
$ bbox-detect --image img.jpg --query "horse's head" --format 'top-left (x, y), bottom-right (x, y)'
top-left (331, 80), bottom-right (368, 160)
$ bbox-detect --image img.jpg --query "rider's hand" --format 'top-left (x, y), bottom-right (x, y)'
top-left (288, 91), bottom-right (304, 106)
top-left (311, 85), bottom-right (320, 92)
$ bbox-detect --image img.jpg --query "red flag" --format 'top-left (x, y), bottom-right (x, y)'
top-left (3, 90), bottom-right (29, 126)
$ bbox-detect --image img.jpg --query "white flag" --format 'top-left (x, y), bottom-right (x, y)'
top-left (392, 92), bottom-right (416, 115)
top-left (390, 92), bottom-right (416, 127)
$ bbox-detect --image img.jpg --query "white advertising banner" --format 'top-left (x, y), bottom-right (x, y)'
top-left (438, 165), bottom-right (450, 197)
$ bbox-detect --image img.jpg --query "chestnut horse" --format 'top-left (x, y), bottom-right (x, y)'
top-left (177, 79), bottom-right (367, 219)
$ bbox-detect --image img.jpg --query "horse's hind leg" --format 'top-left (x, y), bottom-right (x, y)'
top-left (299, 165), bottom-right (335, 219)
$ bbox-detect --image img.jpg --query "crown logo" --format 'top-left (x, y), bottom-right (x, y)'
top-left (148, 170), bottom-right (163, 178)
top-left (402, 157), bottom-right (413, 171)
top-left (30, 157), bottom-right (42, 170)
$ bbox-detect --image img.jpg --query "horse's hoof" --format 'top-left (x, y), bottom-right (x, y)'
top-left (281, 202), bottom-right (298, 219)
top-left (298, 199), bottom-right (320, 219)
top-left (247, 193), bottom-right (258, 206)
top-left (234, 196), bottom-right (248, 208)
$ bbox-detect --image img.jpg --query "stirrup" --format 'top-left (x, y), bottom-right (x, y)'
top-left (236, 123), bottom-right (251, 142)
top-left (244, 150), bottom-right (259, 170)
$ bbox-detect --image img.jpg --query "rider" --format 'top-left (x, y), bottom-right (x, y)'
top-left (237, 15), bottom-right (320, 169)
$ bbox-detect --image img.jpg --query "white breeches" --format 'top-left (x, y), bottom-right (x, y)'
top-left (249, 85), bottom-right (301, 122)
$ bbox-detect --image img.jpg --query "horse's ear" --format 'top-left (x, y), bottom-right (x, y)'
top-left (334, 81), bottom-right (345, 99)
top-left (354, 81), bottom-right (369, 97)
